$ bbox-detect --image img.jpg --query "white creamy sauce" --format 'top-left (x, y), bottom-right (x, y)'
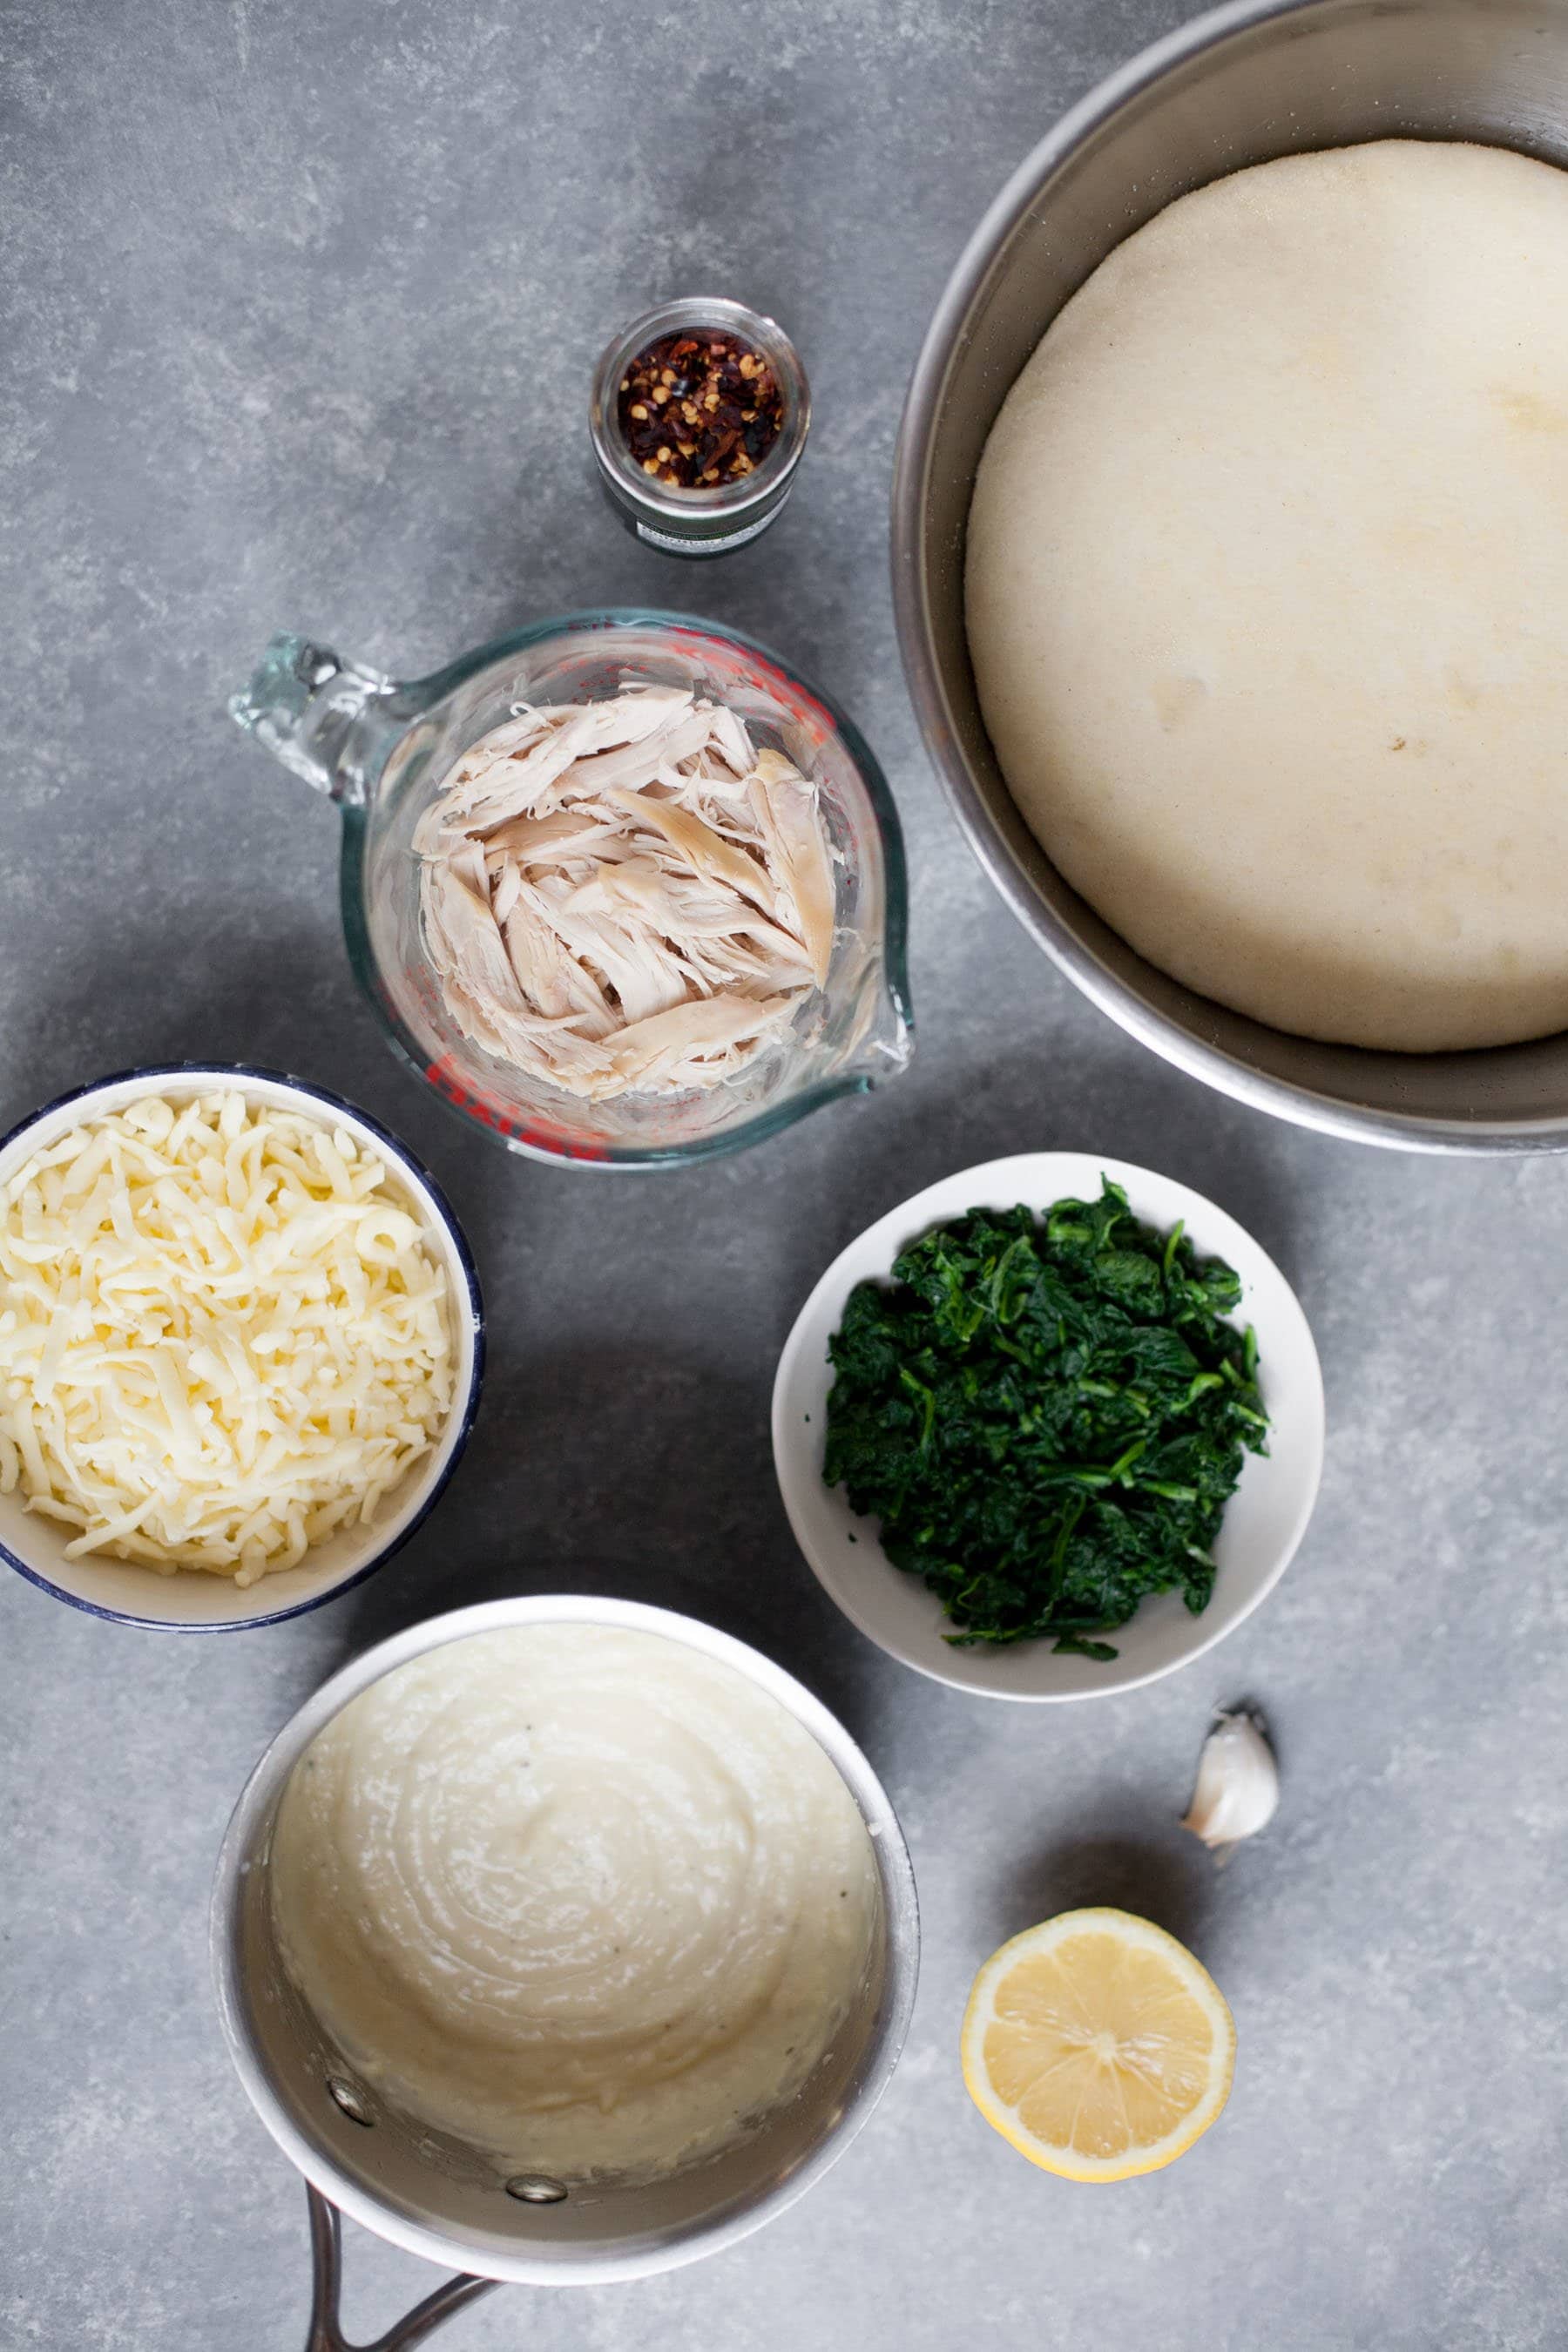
top-left (269, 1625), bottom-right (879, 2182)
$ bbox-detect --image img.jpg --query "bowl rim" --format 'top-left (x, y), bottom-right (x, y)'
top-left (0, 1061), bottom-right (485, 1632)
top-left (209, 1592), bottom-right (921, 2285)
top-left (889, 0), bottom-right (1568, 1155)
top-left (771, 1150), bottom-right (1326, 1701)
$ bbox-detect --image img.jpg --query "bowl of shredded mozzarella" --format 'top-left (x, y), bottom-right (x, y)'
top-left (0, 1066), bottom-right (483, 1628)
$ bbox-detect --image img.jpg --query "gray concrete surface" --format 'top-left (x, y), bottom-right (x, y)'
top-left (3, 2), bottom-right (1567, 2346)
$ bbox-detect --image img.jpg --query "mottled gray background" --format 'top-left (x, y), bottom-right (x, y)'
top-left (3, 1), bottom-right (1566, 2347)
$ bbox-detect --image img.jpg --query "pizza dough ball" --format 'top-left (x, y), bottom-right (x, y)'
top-left (967, 141), bottom-right (1568, 1051)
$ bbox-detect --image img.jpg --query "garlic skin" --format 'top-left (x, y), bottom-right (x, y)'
top-left (1180, 1710), bottom-right (1280, 1850)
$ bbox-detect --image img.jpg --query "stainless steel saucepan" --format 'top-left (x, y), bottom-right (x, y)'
top-left (211, 1596), bottom-right (919, 2349)
top-left (894, 0), bottom-right (1568, 1152)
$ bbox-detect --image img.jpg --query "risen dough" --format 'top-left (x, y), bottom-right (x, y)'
top-left (270, 1625), bottom-right (878, 2182)
top-left (966, 141), bottom-right (1568, 1051)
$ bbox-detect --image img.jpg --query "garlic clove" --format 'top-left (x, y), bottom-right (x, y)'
top-left (1180, 1709), bottom-right (1280, 1851)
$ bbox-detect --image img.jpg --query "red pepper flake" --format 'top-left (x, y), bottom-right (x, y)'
top-left (617, 329), bottom-right (784, 490)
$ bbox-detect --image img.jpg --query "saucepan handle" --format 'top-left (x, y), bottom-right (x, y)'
top-left (304, 2184), bottom-right (499, 2352)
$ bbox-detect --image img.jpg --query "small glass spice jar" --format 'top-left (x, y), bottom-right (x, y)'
top-left (590, 297), bottom-right (811, 558)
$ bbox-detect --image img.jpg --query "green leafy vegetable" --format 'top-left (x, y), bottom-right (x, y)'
top-left (821, 1179), bottom-right (1268, 1658)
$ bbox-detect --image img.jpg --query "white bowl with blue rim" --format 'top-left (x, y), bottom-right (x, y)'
top-left (0, 1064), bottom-right (483, 1631)
top-left (772, 1152), bottom-right (1324, 1701)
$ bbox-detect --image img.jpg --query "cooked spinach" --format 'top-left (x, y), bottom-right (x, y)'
top-left (821, 1180), bottom-right (1268, 1658)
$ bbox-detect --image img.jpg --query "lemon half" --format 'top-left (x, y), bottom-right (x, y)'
top-left (961, 1907), bottom-right (1235, 2182)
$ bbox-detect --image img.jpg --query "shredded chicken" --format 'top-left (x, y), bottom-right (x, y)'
top-left (414, 685), bottom-right (837, 1101)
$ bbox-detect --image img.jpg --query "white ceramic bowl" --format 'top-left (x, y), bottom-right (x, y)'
top-left (772, 1152), bottom-right (1324, 1700)
top-left (0, 1064), bottom-right (484, 1631)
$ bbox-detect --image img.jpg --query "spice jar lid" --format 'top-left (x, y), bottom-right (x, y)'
top-left (590, 297), bottom-right (811, 558)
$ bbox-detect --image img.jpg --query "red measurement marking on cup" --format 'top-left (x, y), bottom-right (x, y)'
top-left (551, 619), bottom-right (833, 754)
top-left (425, 1058), bottom-right (612, 1162)
top-left (664, 627), bottom-right (833, 752)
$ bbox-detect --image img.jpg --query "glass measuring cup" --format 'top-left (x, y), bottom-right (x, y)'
top-left (231, 612), bottom-right (912, 1167)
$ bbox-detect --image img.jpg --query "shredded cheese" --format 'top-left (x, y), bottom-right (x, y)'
top-left (0, 1091), bottom-right (455, 1585)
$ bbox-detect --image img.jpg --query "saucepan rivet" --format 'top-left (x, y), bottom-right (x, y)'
top-left (504, 2174), bottom-right (569, 2205)
top-left (325, 2076), bottom-right (374, 2127)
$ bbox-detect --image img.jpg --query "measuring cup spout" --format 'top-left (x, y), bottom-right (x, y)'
top-left (842, 968), bottom-right (915, 1090)
top-left (229, 632), bottom-right (401, 808)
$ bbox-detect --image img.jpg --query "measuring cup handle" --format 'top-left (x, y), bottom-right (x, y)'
top-left (304, 2184), bottom-right (500, 2352)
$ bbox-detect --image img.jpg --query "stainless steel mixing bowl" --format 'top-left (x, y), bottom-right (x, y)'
top-left (211, 1596), bottom-right (918, 2349)
top-left (893, 0), bottom-right (1568, 1152)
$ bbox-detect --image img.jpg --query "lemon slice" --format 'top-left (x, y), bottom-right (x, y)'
top-left (961, 1908), bottom-right (1235, 2181)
